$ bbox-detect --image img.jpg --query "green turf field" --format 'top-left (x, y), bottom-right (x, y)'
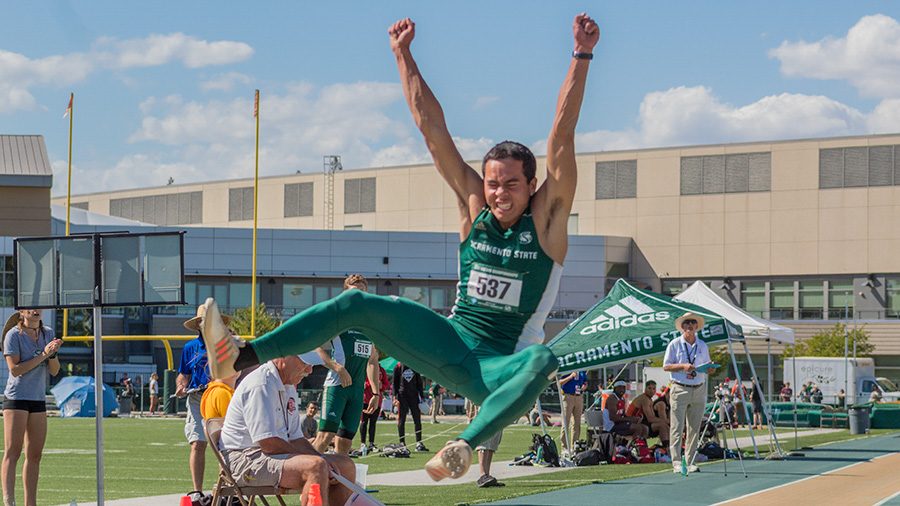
top-left (1, 417), bottom-right (891, 506)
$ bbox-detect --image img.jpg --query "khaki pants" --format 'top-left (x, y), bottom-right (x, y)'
top-left (669, 383), bottom-right (706, 463)
top-left (561, 393), bottom-right (584, 447)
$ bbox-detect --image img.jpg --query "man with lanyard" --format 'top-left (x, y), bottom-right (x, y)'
top-left (177, 305), bottom-right (230, 501)
top-left (393, 362), bottom-right (428, 451)
top-left (198, 13), bottom-right (599, 481)
top-left (558, 370), bottom-right (587, 449)
top-left (312, 275), bottom-right (381, 455)
top-left (663, 312), bottom-right (712, 474)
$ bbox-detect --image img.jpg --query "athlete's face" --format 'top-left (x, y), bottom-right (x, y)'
top-left (645, 384), bottom-right (657, 397)
top-left (483, 158), bottom-right (536, 229)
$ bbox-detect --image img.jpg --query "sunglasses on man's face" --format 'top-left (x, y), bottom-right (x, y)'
top-left (682, 319), bottom-right (698, 326)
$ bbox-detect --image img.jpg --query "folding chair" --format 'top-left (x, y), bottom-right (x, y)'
top-left (204, 417), bottom-right (295, 506)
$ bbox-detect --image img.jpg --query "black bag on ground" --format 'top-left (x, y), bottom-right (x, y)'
top-left (698, 441), bottom-right (724, 459)
top-left (380, 443), bottom-right (411, 458)
top-left (574, 448), bottom-right (601, 466)
top-left (591, 431), bottom-right (616, 464)
top-left (532, 433), bottom-right (560, 467)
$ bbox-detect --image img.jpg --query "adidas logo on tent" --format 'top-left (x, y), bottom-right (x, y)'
top-left (580, 295), bottom-right (670, 335)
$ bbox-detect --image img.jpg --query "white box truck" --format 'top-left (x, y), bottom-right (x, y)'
top-left (783, 357), bottom-right (899, 405)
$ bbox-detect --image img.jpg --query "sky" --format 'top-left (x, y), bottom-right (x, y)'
top-left (2, 1), bottom-right (900, 197)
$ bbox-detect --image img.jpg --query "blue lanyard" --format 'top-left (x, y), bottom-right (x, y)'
top-left (680, 340), bottom-right (697, 365)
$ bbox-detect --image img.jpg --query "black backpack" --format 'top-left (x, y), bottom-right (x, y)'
top-left (532, 433), bottom-right (560, 467)
top-left (574, 448), bottom-right (601, 466)
top-left (698, 441), bottom-right (724, 459)
top-left (592, 432), bottom-right (615, 464)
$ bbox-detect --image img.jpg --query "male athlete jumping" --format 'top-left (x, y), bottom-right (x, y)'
top-left (199, 13), bottom-right (598, 481)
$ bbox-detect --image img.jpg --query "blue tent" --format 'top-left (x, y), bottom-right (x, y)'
top-left (50, 376), bottom-right (117, 417)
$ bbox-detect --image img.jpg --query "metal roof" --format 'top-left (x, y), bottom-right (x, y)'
top-left (0, 135), bottom-right (53, 188)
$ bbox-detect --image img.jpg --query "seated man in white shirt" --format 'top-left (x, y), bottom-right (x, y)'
top-left (220, 355), bottom-right (355, 505)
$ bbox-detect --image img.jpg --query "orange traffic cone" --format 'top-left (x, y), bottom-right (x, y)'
top-left (308, 483), bottom-right (323, 506)
top-left (179, 494), bottom-right (193, 506)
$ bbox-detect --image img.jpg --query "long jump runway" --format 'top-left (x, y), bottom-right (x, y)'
top-left (488, 433), bottom-right (900, 506)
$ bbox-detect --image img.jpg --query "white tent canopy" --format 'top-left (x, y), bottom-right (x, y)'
top-left (674, 281), bottom-right (795, 344)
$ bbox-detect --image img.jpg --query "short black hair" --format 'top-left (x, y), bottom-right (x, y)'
top-left (646, 380), bottom-right (657, 388)
top-left (482, 141), bottom-right (537, 181)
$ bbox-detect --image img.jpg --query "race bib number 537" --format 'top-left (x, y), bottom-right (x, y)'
top-left (466, 263), bottom-right (523, 312)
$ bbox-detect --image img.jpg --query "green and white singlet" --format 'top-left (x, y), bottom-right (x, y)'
top-left (323, 331), bottom-right (373, 388)
top-left (451, 206), bottom-right (563, 354)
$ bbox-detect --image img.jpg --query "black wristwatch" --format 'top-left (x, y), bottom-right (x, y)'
top-left (572, 51), bottom-right (593, 60)
top-left (46, 352), bottom-right (58, 360)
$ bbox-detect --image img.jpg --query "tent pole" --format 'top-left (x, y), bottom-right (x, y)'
top-left (535, 398), bottom-right (548, 436)
top-left (741, 339), bottom-right (784, 457)
top-left (792, 355), bottom-right (799, 451)
top-left (726, 334), bottom-right (759, 458)
top-left (767, 338), bottom-right (773, 405)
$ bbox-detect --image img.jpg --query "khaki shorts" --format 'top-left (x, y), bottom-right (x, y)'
top-left (475, 430), bottom-right (503, 452)
top-left (184, 393), bottom-right (206, 444)
top-left (223, 447), bottom-right (288, 487)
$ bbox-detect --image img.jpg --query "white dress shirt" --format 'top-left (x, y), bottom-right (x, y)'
top-left (663, 335), bottom-right (711, 386)
top-left (220, 362), bottom-right (301, 450)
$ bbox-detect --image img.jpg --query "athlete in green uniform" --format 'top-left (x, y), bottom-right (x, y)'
top-left (200, 13), bottom-right (598, 481)
top-left (312, 275), bottom-right (380, 455)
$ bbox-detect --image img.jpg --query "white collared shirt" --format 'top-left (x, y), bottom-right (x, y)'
top-left (220, 362), bottom-right (301, 450)
top-left (663, 334), bottom-right (711, 386)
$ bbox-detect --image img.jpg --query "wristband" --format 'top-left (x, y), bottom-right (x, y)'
top-left (572, 51), bottom-right (593, 60)
top-left (47, 352), bottom-right (58, 360)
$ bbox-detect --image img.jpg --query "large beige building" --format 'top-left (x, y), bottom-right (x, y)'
top-left (55, 133), bottom-right (900, 372)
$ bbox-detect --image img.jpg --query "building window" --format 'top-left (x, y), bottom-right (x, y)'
top-left (819, 145), bottom-right (900, 189)
top-left (283, 283), bottom-right (314, 316)
top-left (109, 192), bottom-right (202, 225)
top-left (71, 202), bottom-right (89, 210)
top-left (661, 281), bottom-right (685, 297)
top-left (398, 284), bottom-right (453, 312)
top-left (595, 160), bottom-right (637, 199)
top-left (229, 187), bottom-right (254, 221)
top-left (606, 263), bottom-right (628, 279)
top-left (284, 182), bottom-right (314, 217)
top-left (769, 281), bottom-right (794, 320)
top-left (798, 280), bottom-right (824, 319)
top-left (344, 177), bottom-right (376, 214)
top-left (344, 224), bottom-right (363, 230)
top-left (827, 279), bottom-right (854, 319)
top-left (0, 256), bottom-right (13, 307)
top-left (741, 282), bottom-right (765, 317)
top-left (886, 278), bottom-right (900, 319)
top-left (681, 153), bottom-right (770, 195)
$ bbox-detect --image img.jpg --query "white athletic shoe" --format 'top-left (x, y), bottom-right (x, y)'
top-left (686, 464), bottom-right (700, 473)
top-left (200, 298), bottom-right (238, 380)
top-left (672, 462), bottom-right (683, 474)
top-left (425, 440), bottom-right (472, 481)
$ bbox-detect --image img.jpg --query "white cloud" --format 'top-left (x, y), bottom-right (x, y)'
top-left (58, 81), bottom-right (499, 194)
top-left (770, 14), bottom-right (900, 98)
top-left (0, 34), bottom-right (253, 114)
top-left (200, 72), bottom-right (253, 92)
top-left (534, 86), bottom-right (878, 154)
top-left (473, 96), bottom-right (499, 110)
top-left (94, 33), bottom-right (253, 69)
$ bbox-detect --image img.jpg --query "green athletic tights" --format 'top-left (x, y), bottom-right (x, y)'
top-left (250, 289), bottom-right (558, 447)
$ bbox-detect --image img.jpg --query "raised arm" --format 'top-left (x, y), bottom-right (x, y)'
top-left (532, 13), bottom-right (599, 261)
top-left (389, 18), bottom-right (484, 233)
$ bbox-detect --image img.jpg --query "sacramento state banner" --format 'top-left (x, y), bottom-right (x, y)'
top-left (548, 279), bottom-right (743, 374)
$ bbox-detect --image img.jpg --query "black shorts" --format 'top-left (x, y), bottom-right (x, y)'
top-left (612, 422), bottom-right (633, 435)
top-left (3, 399), bottom-right (47, 413)
top-left (641, 419), bottom-right (659, 438)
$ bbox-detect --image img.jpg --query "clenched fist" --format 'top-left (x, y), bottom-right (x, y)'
top-left (573, 13), bottom-right (600, 53)
top-left (389, 18), bottom-right (416, 51)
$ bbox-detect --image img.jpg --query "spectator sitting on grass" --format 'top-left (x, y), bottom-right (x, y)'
top-left (606, 381), bottom-right (648, 438)
top-left (627, 380), bottom-right (669, 447)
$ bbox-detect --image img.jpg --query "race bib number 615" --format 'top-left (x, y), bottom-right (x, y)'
top-left (466, 263), bottom-right (523, 312)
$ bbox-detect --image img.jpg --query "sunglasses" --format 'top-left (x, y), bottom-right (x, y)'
top-left (682, 319), bottom-right (698, 326)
